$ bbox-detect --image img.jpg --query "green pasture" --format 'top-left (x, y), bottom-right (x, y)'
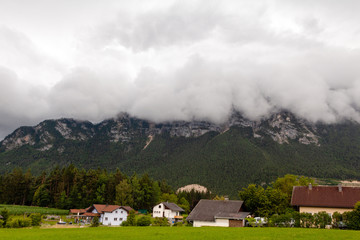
top-left (0, 204), bottom-right (69, 215)
top-left (1, 227), bottom-right (360, 240)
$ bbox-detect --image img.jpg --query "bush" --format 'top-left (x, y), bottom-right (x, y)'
top-left (29, 213), bottom-right (42, 226)
top-left (343, 202), bottom-right (360, 230)
top-left (126, 210), bottom-right (136, 226)
top-left (0, 208), bottom-right (9, 226)
top-left (152, 217), bottom-right (170, 226)
top-left (270, 213), bottom-right (294, 227)
top-left (120, 220), bottom-right (130, 226)
top-left (136, 215), bottom-right (151, 226)
top-left (299, 212), bottom-right (314, 228)
top-left (0, 219), bottom-right (4, 228)
top-left (6, 218), bottom-right (32, 228)
top-left (173, 221), bottom-right (184, 227)
top-left (314, 211), bottom-right (332, 228)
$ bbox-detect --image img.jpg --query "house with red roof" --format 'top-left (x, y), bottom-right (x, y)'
top-left (71, 204), bottom-right (133, 226)
top-left (291, 184), bottom-right (360, 216)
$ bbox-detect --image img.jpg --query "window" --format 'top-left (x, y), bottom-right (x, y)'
top-left (105, 217), bottom-right (108, 221)
top-left (120, 218), bottom-right (123, 221)
top-left (114, 218), bottom-right (118, 221)
top-left (115, 211), bottom-right (118, 213)
top-left (159, 205), bottom-right (161, 208)
top-left (121, 211), bottom-right (123, 214)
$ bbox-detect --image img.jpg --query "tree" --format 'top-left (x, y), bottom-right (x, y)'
top-left (160, 193), bottom-right (178, 203)
top-left (126, 210), bottom-right (136, 226)
top-left (273, 174), bottom-right (314, 202)
top-left (115, 179), bottom-right (133, 206)
top-left (91, 216), bottom-right (100, 227)
top-left (32, 184), bottom-right (50, 207)
top-left (178, 197), bottom-right (190, 214)
top-left (239, 184), bottom-right (268, 216)
top-left (95, 184), bottom-right (106, 204)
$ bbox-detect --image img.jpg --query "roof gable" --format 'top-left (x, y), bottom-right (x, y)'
top-left (86, 204), bottom-right (134, 214)
top-left (291, 186), bottom-right (360, 208)
top-left (162, 202), bottom-right (184, 212)
top-left (187, 199), bottom-right (244, 222)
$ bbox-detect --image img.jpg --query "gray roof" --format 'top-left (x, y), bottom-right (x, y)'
top-left (187, 199), bottom-right (245, 222)
top-left (162, 202), bottom-right (184, 212)
top-left (215, 212), bottom-right (250, 220)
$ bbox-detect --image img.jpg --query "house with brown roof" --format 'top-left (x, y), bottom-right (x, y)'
top-left (74, 204), bottom-right (133, 225)
top-left (291, 184), bottom-right (360, 216)
top-left (153, 202), bottom-right (184, 223)
top-left (186, 199), bottom-right (250, 227)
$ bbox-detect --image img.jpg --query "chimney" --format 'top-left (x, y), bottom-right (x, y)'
top-left (338, 184), bottom-right (342, 192)
top-left (308, 183), bottom-right (312, 190)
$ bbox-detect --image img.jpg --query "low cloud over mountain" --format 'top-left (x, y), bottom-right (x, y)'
top-left (1, 0), bottom-right (360, 139)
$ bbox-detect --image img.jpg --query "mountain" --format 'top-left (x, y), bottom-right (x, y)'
top-left (1, 111), bottom-right (360, 196)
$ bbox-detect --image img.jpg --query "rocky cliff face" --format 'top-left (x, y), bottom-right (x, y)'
top-left (0, 111), bottom-right (320, 152)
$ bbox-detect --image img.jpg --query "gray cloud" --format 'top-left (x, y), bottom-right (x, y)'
top-left (1, 0), bottom-right (360, 140)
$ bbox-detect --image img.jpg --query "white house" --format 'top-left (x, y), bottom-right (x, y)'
top-left (79, 204), bottom-right (133, 226)
top-left (187, 199), bottom-right (249, 227)
top-left (153, 202), bottom-right (184, 223)
top-left (102, 206), bottom-right (132, 226)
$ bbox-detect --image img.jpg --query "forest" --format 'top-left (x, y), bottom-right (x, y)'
top-left (0, 165), bottom-right (210, 212)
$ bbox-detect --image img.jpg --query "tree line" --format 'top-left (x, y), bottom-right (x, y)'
top-left (0, 164), bottom-right (210, 212)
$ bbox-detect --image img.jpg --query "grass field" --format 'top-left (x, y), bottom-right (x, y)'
top-left (1, 227), bottom-right (360, 240)
top-left (0, 204), bottom-right (69, 215)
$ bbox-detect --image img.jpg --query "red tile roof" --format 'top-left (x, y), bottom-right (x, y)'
top-left (82, 212), bottom-right (100, 217)
top-left (88, 204), bottom-right (134, 213)
top-left (70, 209), bottom-right (86, 214)
top-left (121, 206), bottom-right (134, 213)
top-left (291, 186), bottom-right (360, 208)
top-left (102, 205), bottom-right (121, 212)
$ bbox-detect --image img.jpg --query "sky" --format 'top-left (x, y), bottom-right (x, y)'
top-left (1, 0), bottom-right (360, 140)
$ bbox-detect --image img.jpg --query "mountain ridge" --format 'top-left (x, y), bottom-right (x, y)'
top-left (1, 111), bottom-right (360, 196)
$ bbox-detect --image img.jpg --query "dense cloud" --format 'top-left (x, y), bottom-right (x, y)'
top-left (1, 0), bottom-right (360, 139)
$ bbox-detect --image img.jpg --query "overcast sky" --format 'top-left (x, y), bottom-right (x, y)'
top-left (1, 0), bottom-right (360, 140)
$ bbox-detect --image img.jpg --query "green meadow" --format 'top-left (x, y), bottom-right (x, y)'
top-left (0, 204), bottom-right (69, 215)
top-left (1, 227), bottom-right (360, 240)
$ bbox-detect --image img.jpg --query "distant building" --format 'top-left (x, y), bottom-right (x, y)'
top-left (186, 199), bottom-right (249, 227)
top-left (291, 184), bottom-right (360, 215)
top-left (153, 202), bottom-right (184, 223)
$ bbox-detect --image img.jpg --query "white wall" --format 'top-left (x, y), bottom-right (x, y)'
top-left (91, 208), bottom-right (102, 222)
top-left (153, 203), bottom-right (164, 218)
top-left (153, 203), bottom-right (179, 219)
top-left (193, 219), bottom-right (229, 227)
top-left (102, 208), bottom-right (128, 226)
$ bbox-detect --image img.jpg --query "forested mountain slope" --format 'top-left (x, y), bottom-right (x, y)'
top-left (1, 112), bottom-right (360, 195)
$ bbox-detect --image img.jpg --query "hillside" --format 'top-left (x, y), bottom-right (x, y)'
top-left (1, 112), bottom-right (360, 196)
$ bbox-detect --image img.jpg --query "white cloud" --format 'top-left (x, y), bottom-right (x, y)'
top-left (0, 0), bottom-right (360, 139)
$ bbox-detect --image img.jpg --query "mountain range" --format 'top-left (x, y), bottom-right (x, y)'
top-left (1, 111), bottom-right (360, 196)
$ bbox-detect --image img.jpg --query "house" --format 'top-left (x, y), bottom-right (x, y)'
top-left (153, 202), bottom-right (184, 223)
top-left (291, 184), bottom-right (360, 216)
top-left (75, 204), bottom-right (133, 225)
top-left (186, 199), bottom-right (250, 227)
